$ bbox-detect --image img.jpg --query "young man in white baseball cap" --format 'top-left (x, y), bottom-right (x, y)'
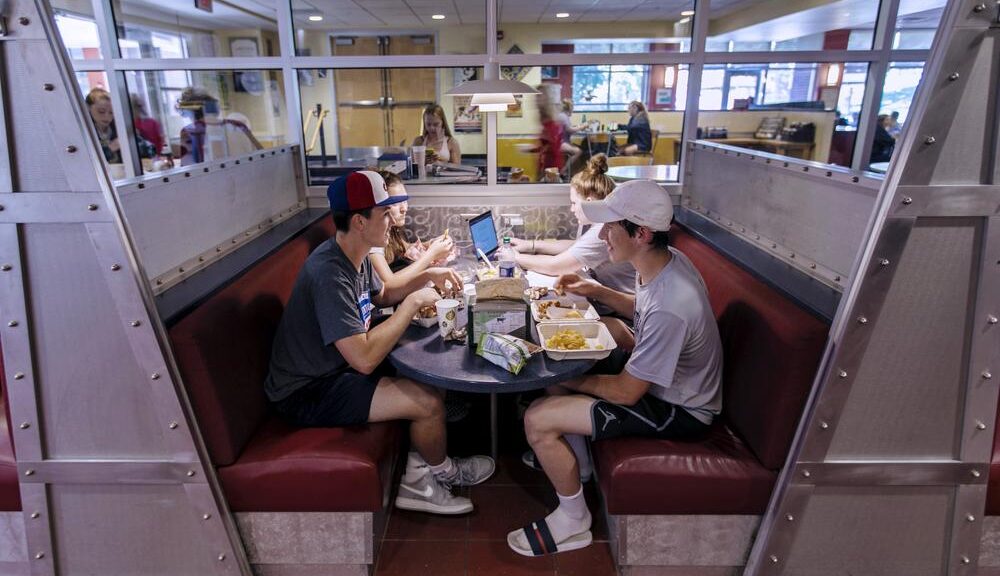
top-left (266, 171), bottom-right (494, 516)
top-left (508, 179), bottom-right (723, 556)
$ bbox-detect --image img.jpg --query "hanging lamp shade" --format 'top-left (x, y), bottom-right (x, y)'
top-left (446, 78), bottom-right (538, 113)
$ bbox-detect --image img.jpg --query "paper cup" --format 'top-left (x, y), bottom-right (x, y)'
top-left (412, 146), bottom-right (427, 179)
top-left (463, 283), bottom-right (476, 308)
top-left (435, 298), bottom-right (460, 337)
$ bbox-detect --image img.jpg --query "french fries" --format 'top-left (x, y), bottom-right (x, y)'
top-left (545, 328), bottom-right (587, 350)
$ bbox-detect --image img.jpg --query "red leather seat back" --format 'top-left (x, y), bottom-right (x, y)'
top-left (0, 349), bottom-right (22, 511)
top-left (672, 229), bottom-right (829, 470)
top-left (169, 218), bottom-right (334, 466)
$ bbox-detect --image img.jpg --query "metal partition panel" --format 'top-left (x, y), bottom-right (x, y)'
top-left (684, 142), bottom-right (881, 287)
top-left (0, 1), bottom-right (250, 574)
top-left (746, 0), bottom-right (1000, 574)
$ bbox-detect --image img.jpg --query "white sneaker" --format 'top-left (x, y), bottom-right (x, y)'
top-left (395, 467), bottom-right (473, 515)
top-left (438, 455), bottom-right (496, 487)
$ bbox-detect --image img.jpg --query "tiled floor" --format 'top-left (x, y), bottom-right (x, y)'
top-left (374, 453), bottom-right (618, 576)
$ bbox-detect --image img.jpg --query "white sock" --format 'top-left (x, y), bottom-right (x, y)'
top-left (544, 487), bottom-right (591, 544)
top-left (428, 456), bottom-right (454, 479)
top-left (402, 451), bottom-right (428, 483)
top-left (566, 434), bottom-right (593, 479)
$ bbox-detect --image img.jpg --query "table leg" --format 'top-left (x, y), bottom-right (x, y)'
top-left (490, 392), bottom-right (498, 460)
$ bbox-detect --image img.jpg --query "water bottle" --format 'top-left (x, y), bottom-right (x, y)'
top-left (498, 236), bottom-right (516, 278)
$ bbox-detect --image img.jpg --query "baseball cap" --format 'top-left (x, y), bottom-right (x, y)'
top-left (327, 170), bottom-right (408, 212)
top-left (580, 179), bottom-right (673, 231)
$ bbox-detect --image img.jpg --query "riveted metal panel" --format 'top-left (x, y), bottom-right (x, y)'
top-left (20, 223), bottom-right (169, 458)
top-left (827, 219), bottom-right (978, 459)
top-left (781, 487), bottom-right (953, 576)
top-left (48, 484), bottom-right (230, 575)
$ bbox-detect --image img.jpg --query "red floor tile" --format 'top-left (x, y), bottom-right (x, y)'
top-left (467, 540), bottom-right (556, 575)
top-left (554, 541), bottom-right (618, 576)
top-left (384, 487), bottom-right (471, 541)
top-left (375, 540), bottom-right (467, 576)
top-left (468, 484), bottom-right (554, 541)
top-left (487, 452), bottom-right (551, 487)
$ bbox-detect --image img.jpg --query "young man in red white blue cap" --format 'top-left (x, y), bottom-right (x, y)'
top-left (508, 179), bottom-right (722, 556)
top-left (266, 170), bottom-right (494, 515)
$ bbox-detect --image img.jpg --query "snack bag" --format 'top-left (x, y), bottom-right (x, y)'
top-left (476, 333), bottom-right (537, 374)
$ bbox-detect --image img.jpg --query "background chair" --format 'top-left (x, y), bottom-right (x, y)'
top-left (608, 155), bottom-right (654, 167)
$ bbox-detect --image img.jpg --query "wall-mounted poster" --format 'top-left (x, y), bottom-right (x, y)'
top-left (454, 67), bottom-right (478, 86)
top-left (655, 87), bottom-right (674, 107)
top-left (453, 96), bottom-right (482, 133)
top-left (500, 45), bottom-right (530, 83)
top-left (541, 66), bottom-right (559, 80)
top-left (507, 95), bottom-right (523, 118)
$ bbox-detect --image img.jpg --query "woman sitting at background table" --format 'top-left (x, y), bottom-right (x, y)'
top-left (369, 169), bottom-right (460, 291)
top-left (619, 100), bottom-right (652, 156)
top-left (412, 104), bottom-right (462, 165)
top-left (510, 154), bottom-right (636, 308)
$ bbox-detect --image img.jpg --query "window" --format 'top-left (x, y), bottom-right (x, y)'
top-left (572, 64), bottom-right (648, 112)
top-left (880, 62), bottom-right (925, 124)
top-left (54, 10), bottom-right (101, 60)
top-left (707, 0), bottom-right (879, 52)
top-left (836, 63), bottom-right (869, 126)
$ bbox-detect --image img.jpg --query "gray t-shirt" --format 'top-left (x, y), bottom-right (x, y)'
top-left (626, 247), bottom-right (723, 424)
top-left (567, 224), bottom-right (637, 309)
top-left (265, 238), bottom-right (384, 402)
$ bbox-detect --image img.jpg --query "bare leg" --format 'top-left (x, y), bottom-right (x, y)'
top-left (524, 395), bottom-right (596, 496)
top-left (600, 316), bottom-right (635, 352)
top-left (369, 376), bottom-right (446, 465)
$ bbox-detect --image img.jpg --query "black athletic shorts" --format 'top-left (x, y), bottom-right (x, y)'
top-left (273, 371), bottom-right (380, 427)
top-left (590, 393), bottom-right (710, 442)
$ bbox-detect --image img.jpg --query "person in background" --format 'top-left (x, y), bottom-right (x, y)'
top-left (507, 180), bottom-right (722, 557)
top-left (558, 99), bottom-right (583, 175)
top-left (176, 87), bottom-right (262, 166)
top-left (130, 94), bottom-right (164, 154)
top-left (619, 101), bottom-right (652, 156)
top-left (870, 114), bottom-right (895, 164)
top-left (887, 111), bottom-right (902, 139)
top-left (510, 154), bottom-right (635, 311)
top-left (266, 171), bottom-right (494, 516)
top-left (535, 88), bottom-right (565, 180)
top-left (367, 169), bottom-right (460, 289)
top-left (412, 104), bottom-right (462, 165)
top-left (86, 88), bottom-right (121, 164)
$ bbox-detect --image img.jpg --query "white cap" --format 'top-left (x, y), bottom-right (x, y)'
top-left (580, 179), bottom-right (673, 231)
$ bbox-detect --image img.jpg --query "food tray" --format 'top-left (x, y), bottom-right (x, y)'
top-left (531, 299), bottom-right (599, 323)
top-left (536, 321), bottom-right (616, 361)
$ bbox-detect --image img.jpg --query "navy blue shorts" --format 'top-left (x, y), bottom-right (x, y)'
top-left (590, 393), bottom-right (710, 442)
top-left (273, 371), bottom-right (380, 427)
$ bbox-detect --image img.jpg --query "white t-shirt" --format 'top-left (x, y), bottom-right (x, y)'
top-left (567, 224), bottom-right (636, 295)
top-left (626, 247), bottom-right (723, 424)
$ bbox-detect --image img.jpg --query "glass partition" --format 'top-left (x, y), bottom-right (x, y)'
top-left (53, 0), bottom-right (102, 60)
top-left (866, 61), bottom-right (925, 171)
top-left (707, 0), bottom-right (879, 51)
top-left (301, 67), bottom-right (486, 187)
top-left (121, 69), bottom-right (287, 175)
top-left (894, 0), bottom-right (945, 49)
top-left (498, 65), bottom-right (686, 183)
top-left (293, 0), bottom-right (486, 56)
top-left (501, 3), bottom-right (694, 55)
top-left (112, 0), bottom-right (281, 58)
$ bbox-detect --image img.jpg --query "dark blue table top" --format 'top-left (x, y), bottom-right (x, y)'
top-left (389, 324), bottom-right (595, 393)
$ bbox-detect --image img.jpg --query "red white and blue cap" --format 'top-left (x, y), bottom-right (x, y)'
top-left (327, 170), bottom-right (408, 212)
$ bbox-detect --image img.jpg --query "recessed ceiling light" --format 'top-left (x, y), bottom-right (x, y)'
top-left (556, 12), bottom-right (570, 18)
top-left (308, 14), bottom-right (323, 21)
top-left (432, 14), bottom-right (446, 20)
top-left (680, 10), bottom-right (695, 16)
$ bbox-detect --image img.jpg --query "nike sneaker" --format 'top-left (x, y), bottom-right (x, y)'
top-left (395, 468), bottom-right (473, 515)
top-left (437, 455), bottom-right (496, 487)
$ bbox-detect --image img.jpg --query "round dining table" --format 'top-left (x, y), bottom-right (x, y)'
top-left (607, 164), bottom-right (679, 183)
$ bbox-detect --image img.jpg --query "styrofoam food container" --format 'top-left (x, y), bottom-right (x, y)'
top-left (531, 299), bottom-right (599, 323)
top-left (537, 321), bottom-right (616, 361)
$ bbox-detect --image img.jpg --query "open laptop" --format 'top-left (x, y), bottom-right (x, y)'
top-left (468, 210), bottom-right (499, 260)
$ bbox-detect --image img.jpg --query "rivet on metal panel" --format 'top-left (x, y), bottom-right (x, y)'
top-left (30, 512), bottom-right (39, 519)
top-left (901, 196), bottom-right (913, 205)
top-left (851, 176), bottom-right (859, 183)
top-left (216, 247), bottom-right (222, 252)
top-left (789, 253), bottom-right (795, 259)
top-left (972, 469), bottom-right (982, 478)
top-left (977, 421), bottom-right (988, 430)
top-left (0, 265), bottom-right (10, 271)
top-left (169, 422), bottom-right (178, 429)
top-left (19, 422), bottom-right (29, 429)
top-left (801, 470), bottom-right (811, 478)
top-left (819, 421), bottom-right (829, 429)
top-left (7, 320), bottom-right (17, 327)
top-left (218, 553), bottom-right (226, 561)
top-left (740, 227), bottom-right (745, 232)
top-left (186, 470), bottom-right (196, 477)
top-left (0, 205), bottom-right (4, 211)
top-left (968, 514), bottom-right (977, 522)
top-left (962, 555), bottom-right (972, 564)
top-left (24, 469), bottom-right (34, 476)
top-left (949, 72), bottom-right (960, 81)
top-left (803, 166), bottom-right (809, 172)
top-left (18, 17), bottom-right (29, 25)
top-left (766, 159), bottom-right (771, 164)
top-left (879, 258), bottom-right (890, 266)
top-left (66, 145), bottom-right (77, 153)
top-left (810, 263), bottom-right (816, 269)
top-left (185, 172), bottom-right (191, 177)
top-left (231, 239), bottom-right (237, 244)
top-left (156, 279), bottom-right (163, 285)
top-left (988, 315), bottom-right (998, 324)
top-left (14, 372), bottom-right (23, 380)
top-left (43, 83), bottom-right (55, 91)
top-left (220, 163), bottom-right (226, 168)
top-left (785, 514), bottom-right (794, 521)
top-left (973, 3), bottom-right (986, 11)
top-left (783, 162), bottom-right (789, 167)
top-left (857, 315), bottom-right (868, 324)
top-left (110, 264), bottom-right (121, 271)
top-left (835, 275), bottom-right (841, 282)
top-left (202, 513), bottom-right (212, 520)
top-left (87, 204), bottom-right (98, 211)
top-left (769, 555), bottom-right (779, 563)
top-left (754, 234), bottom-right (760, 240)
top-left (198, 256), bottom-right (204, 262)
top-left (771, 243), bottom-right (777, 249)
top-left (129, 320), bottom-right (141, 327)
top-left (151, 372), bottom-right (161, 380)
top-left (826, 171), bottom-right (832, 177)
top-left (924, 136), bottom-right (936, 145)
top-left (34, 552), bottom-right (44, 560)
top-left (178, 267), bottom-right (185, 273)
top-left (838, 369), bottom-right (848, 378)
top-left (983, 370), bottom-right (993, 380)
top-left (162, 177), bottom-right (169, 183)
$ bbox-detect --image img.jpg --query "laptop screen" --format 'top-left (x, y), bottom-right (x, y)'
top-left (469, 211), bottom-right (499, 258)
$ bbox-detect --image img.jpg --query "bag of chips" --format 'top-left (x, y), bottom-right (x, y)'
top-left (475, 333), bottom-right (538, 374)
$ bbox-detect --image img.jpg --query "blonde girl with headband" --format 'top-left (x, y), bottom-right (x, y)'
top-left (412, 104), bottom-right (462, 164)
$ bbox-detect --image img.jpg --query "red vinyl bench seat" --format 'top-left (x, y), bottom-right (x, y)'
top-left (594, 227), bottom-right (830, 515)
